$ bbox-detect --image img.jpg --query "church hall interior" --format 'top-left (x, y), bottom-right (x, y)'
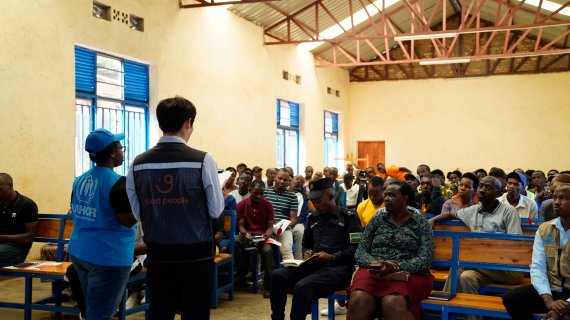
top-left (1, 0), bottom-right (570, 319)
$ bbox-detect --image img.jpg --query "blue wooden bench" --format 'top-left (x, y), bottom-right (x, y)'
top-left (312, 224), bottom-right (541, 320)
top-left (212, 210), bottom-right (236, 308)
top-left (420, 230), bottom-right (542, 319)
top-left (0, 213), bottom-right (149, 320)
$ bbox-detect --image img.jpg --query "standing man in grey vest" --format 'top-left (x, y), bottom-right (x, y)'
top-left (126, 96), bottom-right (224, 320)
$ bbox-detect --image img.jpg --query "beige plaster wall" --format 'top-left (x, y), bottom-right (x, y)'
top-left (0, 0), bottom-right (350, 213)
top-left (347, 72), bottom-right (570, 174)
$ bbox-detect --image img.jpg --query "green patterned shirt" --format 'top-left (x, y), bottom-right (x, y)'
top-left (355, 207), bottom-right (434, 274)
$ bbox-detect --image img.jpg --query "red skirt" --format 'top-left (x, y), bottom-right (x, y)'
top-left (348, 268), bottom-right (434, 320)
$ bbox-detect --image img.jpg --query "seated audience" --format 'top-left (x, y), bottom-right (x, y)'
top-left (404, 173), bottom-right (421, 209)
top-left (357, 176), bottom-right (385, 226)
top-left (0, 173), bottom-right (38, 268)
top-left (429, 176), bottom-right (523, 320)
top-left (376, 163), bottom-right (387, 180)
top-left (366, 167), bottom-right (376, 180)
top-left (347, 180), bottom-right (434, 320)
top-left (290, 175), bottom-right (309, 260)
top-left (489, 167), bottom-right (508, 192)
top-left (320, 174), bottom-right (377, 316)
top-left (416, 164), bottom-right (431, 179)
top-left (235, 180), bottom-right (275, 298)
top-left (531, 170), bottom-right (550, 210)
top-left (441, 172), bottom-right (479, 215)
top-left (252, 166), bottom-right (263, 181)
top-left (341, 173), bottom-right (360, 209)
top-left (447, 170), bottom-right (462, 196)
top-left (264, 167), bottom-right (277, 189)
top-left (304, 166), bottom-right (314, 190)
top-left (264, 169), bottom-right (298, 260)
top-left (525, 169), bottom-right (536, 191)
top-left (498, 171), bottom-right (538, 219)
top-left (285, 167), bottom-right (295, 178)
top-left (385, 164), bottom-right (411, 180)
top-left (541, 174), bottom-right (570, 221)
top-left (503, 184), bottom-right (570, 320)
top-left (474, 168), bottom-right (488, 180)
top-left (432, 169), bottom-right (452, 199)
top-left (229, 170), bottom-right (252, 204)
top-left (223, 167), bottom-right (239, 195)
top-left (328, 167), bottom-right (346, 208)
top-left (419, 174), bottom-right (445, 215)
top-left (548, 169), bottom-right (560, 178)
top-left (344, 163), bottom-right (355, 177)
top-left (270, 178), bottom-right (362, 320)
top-left (236, 163), bottom-right (247, 176)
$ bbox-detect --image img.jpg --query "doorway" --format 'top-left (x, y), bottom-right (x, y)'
top-left (357, 141), bottom-right (385, 170)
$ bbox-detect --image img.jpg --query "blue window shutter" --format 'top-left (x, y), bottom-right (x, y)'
top-left (124, 61), bottom-right (149, 102)
top-left (276, 100), bottom-right (281, 125)
top-left (332, 112), bottom-right (338, 133)
top-left (289, 102), bottom-right (299, 127)
top-left (75, 47), bottom-right (96, 94)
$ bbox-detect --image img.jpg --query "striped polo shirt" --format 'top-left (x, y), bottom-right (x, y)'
top-left (264, 187), bottom-right (298, 222)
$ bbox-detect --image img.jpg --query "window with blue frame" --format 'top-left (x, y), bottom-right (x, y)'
top-left (324, 111), bottom-right (339, 169)
top-left (75, 46), bottom-right (149, 176)
top-left (276, 99), bottom-right (299, 173)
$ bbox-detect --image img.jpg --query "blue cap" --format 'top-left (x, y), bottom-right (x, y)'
top-left (507, 171), bottom-right (527, 187)
top-left (85, 128), bottom-right (125, 157)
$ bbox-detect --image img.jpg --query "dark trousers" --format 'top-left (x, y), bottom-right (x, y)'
top-left (235, 234), bottom-right (275, 289)
top-left (147, 259), bottom-right (214, 320)
top-left (270, 264), bottom-right (354, 320)
top-left (503, 284), bottom-right (570, 320)
top-left (0, 243), bottom-right (29, 268)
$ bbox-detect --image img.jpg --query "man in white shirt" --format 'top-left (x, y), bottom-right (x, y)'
top-left (229, 171), bottom-right (252, 204)
top-left (340, 173), bottom-right (360, 209)
top-left (498, 171), bottom-right (538, 218)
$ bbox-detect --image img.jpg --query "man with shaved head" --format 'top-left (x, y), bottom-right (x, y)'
top-left (503, 184), bottom-right (570, 319)
top-left (429, 176), bottom-right (523, 320)
top-left (0, 173), bottom-right (38, 267)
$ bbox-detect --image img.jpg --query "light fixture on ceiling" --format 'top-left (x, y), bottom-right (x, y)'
top-left (394, 32), bottom-right (458, 42)
top-left (419, 58), bottom-right (471, 65)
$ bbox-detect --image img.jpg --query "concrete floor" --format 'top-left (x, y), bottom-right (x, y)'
top-left (0, 276), bottom-right (332, 320)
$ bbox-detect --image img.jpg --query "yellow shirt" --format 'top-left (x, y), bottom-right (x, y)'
top-left (357, 199), bottom-right (385, 226)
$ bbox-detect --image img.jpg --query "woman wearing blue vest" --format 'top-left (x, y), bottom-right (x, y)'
top-left (68, 128), bottom-right (137, 320)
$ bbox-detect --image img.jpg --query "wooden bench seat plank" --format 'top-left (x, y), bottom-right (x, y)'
top-left (214, 253), bottom-right (232, 264)
top-left (0, 262), bottom-right (71, 276)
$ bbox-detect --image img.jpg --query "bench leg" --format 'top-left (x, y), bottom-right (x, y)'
top-left (251, 252), bottom-right (259, 294)
top-left (211, 265), bottom-right (219, 308)
top-left (24, 276), bottom-right (32, 320)
top-left (311, 300), bottom-right (319, 320)
top-left (328, 298), bottom-right (335, 320)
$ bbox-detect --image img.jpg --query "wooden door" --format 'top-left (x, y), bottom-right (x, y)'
top-left (357, 141), bottom-right (385, 170)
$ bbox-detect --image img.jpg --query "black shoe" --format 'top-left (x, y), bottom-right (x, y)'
top-left (263, 288), bottom-right (271, 298)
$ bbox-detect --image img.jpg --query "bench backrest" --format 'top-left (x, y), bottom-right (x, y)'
top-left (434, 218), bottom-right (540, 235)
top-left (221, 210), bottom-right (236, 254)
top-left (35, 214), bottom-right (73, 261)
top-left (432, 230), bottom-right (534, 294)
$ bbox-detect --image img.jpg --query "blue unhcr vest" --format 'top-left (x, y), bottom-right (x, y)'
top-left (68, 166), bottom-right (135, 266)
